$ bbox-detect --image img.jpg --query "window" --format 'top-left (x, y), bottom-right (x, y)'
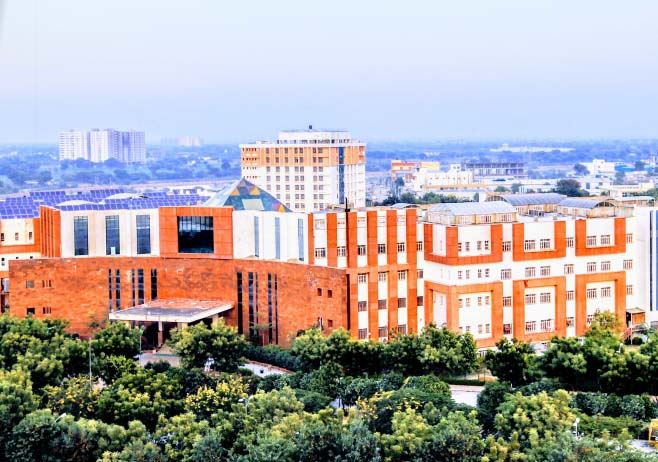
top-left (136, 215), bottom-right (151, 254)
top-left (477, 296), bottom-right (483, 306)
top-left (105, 215), bottom-right (121, 255)
top-left (0, 233), bottom-right (3, 242)
top-left (525, 321), bottom-right (537, 333)
top-left (626, 233), bottom-right (633, 244)
top-left (586, 314), bottom-right (594, 326)
top-left (540, 239), bottom-right (551, 249)
top-left (398, 270), bottom-right (407, 281)
top-left (540, 266), bottom-right (551, 276)
top-left (378, 243), bottom-right (386, 254)
top-left (503, 323), bottom-right (512, 335)
top-left (378, 272), bottom-right (387, 282)
top-left (358, 329), bottom-right (368, 340)
top-left (151, 269), bottom-right (158, 300)
top-left (586, 288), bottom-right (597, 299)
top-left (357, 301), bottom-right (367, 312)
top-left (328, 289), bottom-right (333, 298)
top-left (465, 270), bottom-right (471, 279)
top-left (540, 319), bottom-right (553, 332)
top-left (627, 285), bottom-right (634, 295)
top-left (417, 269), bottom-right (424, 279)
top-left (525, 293), bottom-right (536, 304)
top-left (525, 267), bottom-right (536, 278)
top-left (566, 237), bottom-right (575, 248)
top-left (485, 268), bottom-right (490, 277)
top-left (378, 326), bottom-right (388, 338)
top-left (417, 296), bottom-right (424, 306)
top-left (315, 248), bottom-right (326, 258)
top-left (25, 280), bottom-right (34, 288)
top-left (73, 216), bottom-right (89, 256)
top-left (397, 242), bottom-right (406, 253)
top-left (586, 235), bottom-right (597, 247)
top-left (465, 298), bottom-right (471, 307)
top-left (397, 325), bottom-right (407, 335)
top-left (567, 290), bottom-right (575, 301)
top-left (564, 264), bottom-right (574, 275)
top-left (600, 261), bottom-right (611, 271)
top-left (178, 216), bottom-right (214, 254)
top-left (600, 235), bottom-right (611, 246)
top-left (378, 299), bottom-right (387, 310)
top-left (477, 241), bottom-right (482, 251)
top-left (501, 269), bottom-right (511, 280)
top-left (502, 241), bottom-right (512, 252)
top-left (337, 246), bottom-right (347, 257)
top-left (416, 241), bottom-right (423, 251)
top-left (484, 240), bottom-right (490, 251)
top-left (317, 288), bottom-right (323, 296)
top-left (503, 296), bottom-right (512, 307)
top-left (477, 269), bottom-right (482, 279)
top-left (398, 297), bottom-right (407, 308)
top-left (298, 219), bottom-right (305, 261)
top-left (42, 307), bottom-right (52, 315)
top-left (28, 232), bottom-right (32, 240)
top-left (601, 287), bottom-right (611, 298)
top-left (567, 317), bottom-right (575, 327)
top-left (458, 271), bottom-right (463, 280)
top-left (357, 245), bottom-right (366, 256)
top-left (524, 240), bottom-right (536, 251)
top-left (26, 307), bottom-right (35, 316)
top-left (587, 262), bottom-right (597, 272)
top-left (14, 233), bottom-right (18, 241)
top-left (540, 292), bottom-right (552, 303)
top-left (458, 242), bottom-right (462, 252)
top-left (465, 242), bottom-right (470, 251)
top-left (357, 274), bottom-right (367, 284)
top-left (623, 259), bottom-right (633, 270)
top-left (137, 269), bottom-right (144, 304)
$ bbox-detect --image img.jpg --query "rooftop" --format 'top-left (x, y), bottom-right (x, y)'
top-left (204, 178), bottom-right (291, 212)
top-left (108, 299), bottom-right (233, 323)
top-left (491, 193), bottom-right (566, 206)
top-left (429, 201), bottom-right (516, 216)
top-left (558, 198), bottom-right (617, 209)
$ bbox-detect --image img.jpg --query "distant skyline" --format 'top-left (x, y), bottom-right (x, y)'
top-left (1, 0), bottom-right (658, 143)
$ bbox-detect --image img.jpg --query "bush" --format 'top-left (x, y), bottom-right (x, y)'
top-left (402, 375), bottom-right (451, 397)
top-left (244, 344), bottom-right (301, 371)
top-left (579, 414), bottom-right (644, 438)
top-left (572, 392), bottom-right (657, 420)
top-left (293, 389), bottom-right (332, 412)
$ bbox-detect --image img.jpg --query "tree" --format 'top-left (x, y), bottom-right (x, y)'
top-left (614, 171), bottom-right (626, 185)
top-left (484, 338), bottom-right (536, 387)
top-left (635, 160), bottom-right (646, 171)
top-left (494, 186), bottom-right (509, 193)
top-left (574, 163), bottom-right (589, 175)
top-left (92, 322), bottom-right (141, 359)
top-left (554, 178), bottom-right (586, 197)
top-left (171, 320), bottom-right (247, 372)
top-left (413, 411), bottom-right (485, 462)
top-left (185, 377), bottom-right (248, 421)
top-left (511, 183), bottom-right (522, 193)
top-left (477, 381), bottom-right (511, 434)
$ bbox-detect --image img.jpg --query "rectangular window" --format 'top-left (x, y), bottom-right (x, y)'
top-left (540, 266), bottom-right (551, 276)
top-left (357, 245), bottom-right (367, 256)
top-left (357, 301), bottom-right (367, 312)
top-left (525, 293), bottom-right (536, 304)
top-left (567, 290), bottom-right (575, 300)
top-left (540, 292), bottom-right (552, 303)
top-left (567, 317), bottom-right (575, 327)
top-left (378, 299), bottom-right (387, 310)
top-left (540, 239), bottom-right (551, 250)
top-left (586, 314), bottom-right (594, 326)
top-left (484, 240), bottom-right (490, 250)
top-left (378, 272), bottom-right (387, 282)
top-left (25, 280), bottom-right (34, 289)
top-left (417, 296), bottom-right (424, 306)
top-left (525, 321), bottom-right (537, 333)
top-left (566, 237), bottom-right (575, 248)
top-left (600, 235), bottom-right (611, 246)
top-left (398, 297), bottom-right (407, 308)
top-left (503, 296), bottom-right (512, 307)
top-left (524, 240), bottom-right (536, 251)
top-left (626, 233), bottom-right (633, 244)
top-left (150, 269), bottom-right (158, 300)
top-left (540, 319), bottom-right (553, 332)
top-left (378, 243), bottom-right (386, 254)
top-left (378, 326), bottom-right (388, 338)
top-left (627, 285), bottom-right (634, 295)
top-left (73, 216), bottom-right (89, 256)
top-left (115, 269), bottom-right (121, 309)
top-left (131, 269), bottom-right (136, 306)
top-left (315, 248), bottom-right (326, 258)
top-left (136, 215), bottom-right (151, 254)
top-left (105, 215), bottom-right (121, 255)
top-left (417, 269), bottom-right (424, 279)
top-left (137, 269), bottom-right (144, 305)
top-left (623, 259), bottom-right (633, 270)
top-left (416, 241), bottom-right (423, 251)
top-left (397, 324), bottom-right (407, 335)
top-left (465, 242), bottom-right (470, 251)
top-left (26, 307), bottom-right (35, 316)
top-left (358, 273), bottom-right (367, 284)
top-left (587, 288), bottom-right (597, 299)
top-left (587, 262), bottom-right (596, 272)
top-left (42, 307), bottom-right (52, 315)
top-left (525, 267), bottom-right (536, 278)
top-left (601, 286), bottom-right (611, 297)
top-left (503, 323), bottom-right (512, 335)
top-left (358, 328), bottom-right (368, 340)
top-left (274, 217), bottom-right (281, 260)
top-left (502, 241), bottom-right (511, 252)
top-left (600, 261), bottom-right (611, 271)
top-left (586, 235), bottom-right (597, 247)
top-left (501, 269), bottom-right (511, 280)
top-left (297, 218), bottom-right (304, 261)
top-left (564, 264), bottom-right (574, 275)
top-left (458, 270), bottom-right (463, 280)
top-left (398, 270), bottom-right (407, 281)
top-left (397, 242), bottom-right (406, 253)
top-left (178, 216), bottom-right (214, 254)
top-left (337, 246), bottom-right (347, 257)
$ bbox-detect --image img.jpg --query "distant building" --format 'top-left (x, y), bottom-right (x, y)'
top-left (391, 160), bottom-right (474, 193)
top-left (58, 130), bottom-right (89, 161)
top-left (462, 162), bottom-right (526, 178)
top-left (240, 128), bottom-right (366, 212)
top-left (490, 144), bottom-right (575, 153)
top-left (161, 136), bottom-right (204, 147)
top-left (581, 159), bottom-right (616, 176)
top-left (59, 129), bottom-right (146, 163)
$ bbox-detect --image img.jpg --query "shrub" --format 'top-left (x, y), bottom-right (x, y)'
top-left (244, 344), bottom-right (301, 371)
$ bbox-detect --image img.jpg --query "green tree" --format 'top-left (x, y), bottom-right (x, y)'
top-left (494, 186), bottom-right (509, 193)
top-left (477, 381), bottom-right (511, 434)
top-left (554, 178), bottom-right (587, 197)
top-left (171, 320), bottom-right (247, 372)
top-left (574, 163), bottom-right (589, 175)
top-left (92, 322), bottom-right (141, 359)
top-left (290, 328), bottom-right (328, 372)
top-left (485, 338), bottom-right (536, 387)
top-left (185, 376), bottom-right (248, 421)
top-left (413, 411), bottom-right (485, 462)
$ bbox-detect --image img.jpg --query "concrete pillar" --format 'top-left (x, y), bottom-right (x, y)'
top-left (211, 314), bottom-right (219, 326)
top-left (157, 321), bottom-right (164, 346)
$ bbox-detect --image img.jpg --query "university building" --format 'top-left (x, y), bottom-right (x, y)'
top-left (0, 185), bottom-right (654, 348)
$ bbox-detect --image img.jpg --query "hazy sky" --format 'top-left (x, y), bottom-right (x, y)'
top-left (1, 0), bottom-right (658, 143)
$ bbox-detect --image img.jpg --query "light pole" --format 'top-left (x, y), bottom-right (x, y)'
top-left (88, 337), bottom-right (92, 388)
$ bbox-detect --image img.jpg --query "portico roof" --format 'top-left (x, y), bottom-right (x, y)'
top-left (109, 299), bottom-right (233, 323)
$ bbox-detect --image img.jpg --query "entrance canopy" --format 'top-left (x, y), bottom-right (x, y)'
top-left (109, 299), bottom-right (233, 323)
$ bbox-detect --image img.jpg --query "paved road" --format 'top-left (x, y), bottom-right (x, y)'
top-left (449, 384), bottom-right (484, 407)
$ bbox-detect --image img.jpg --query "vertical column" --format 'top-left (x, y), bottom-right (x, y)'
top-left (327, 213), bottom-right (338, 267)
top-left (368, 269), bottom-right (379, 340)
top-left (307, 214), bottom-right (315, 265)
top-left (513, 280), bottom-right (526, 341)
top-left (388, 266), bottom-right (398, 335)
top-left (406, 209), bottom-right (418, 333)
top-left (348, 273), bottom-right (360, 338)
top-left (347, 212), bottom-right (358, 268)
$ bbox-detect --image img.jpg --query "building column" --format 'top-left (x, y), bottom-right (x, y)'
top-left (157, 321), bottom-right (164, 346)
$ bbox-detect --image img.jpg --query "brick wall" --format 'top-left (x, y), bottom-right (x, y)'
top-left (9, 256), bottom-right (347, 346)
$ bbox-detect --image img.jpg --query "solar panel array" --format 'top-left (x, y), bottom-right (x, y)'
top-left (0, 188), bottom-right (207, 219)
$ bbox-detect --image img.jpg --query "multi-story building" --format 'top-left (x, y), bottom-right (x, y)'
top-left (462, 161), bottom-right (526, 178)
top-left (59, 129), bottom-right (146, 163)
top-left (391, 160), bottom-right (474, 194)
top-left (59, 130), bottom-right (90, 161)
top-left (0, 187), bottom-right (653, 349)
top-left (240, 128), bottom-right (366, 212)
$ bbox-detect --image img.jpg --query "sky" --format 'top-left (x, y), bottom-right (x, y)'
top-left (1, 0), bottom-right (658, 143)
